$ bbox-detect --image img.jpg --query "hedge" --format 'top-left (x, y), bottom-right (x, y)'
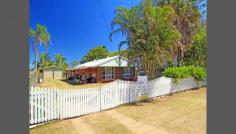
top-left (162, 66), bottom-right (207, 81)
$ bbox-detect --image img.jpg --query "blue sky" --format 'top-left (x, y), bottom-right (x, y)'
top-left (30, 0), bottom-right (206, 69)
top-left (30, 0), bottom-right (141, 68)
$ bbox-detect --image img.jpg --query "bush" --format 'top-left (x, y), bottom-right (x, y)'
top-left (162, 66), bottom-right (207, 81)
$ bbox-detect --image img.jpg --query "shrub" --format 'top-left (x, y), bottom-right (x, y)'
top-left (162, 66), bottom-right (207, 81)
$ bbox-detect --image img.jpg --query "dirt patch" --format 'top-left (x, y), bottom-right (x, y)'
top-left (37, 79), bottom-right (104, 89)
top-left (105, 110), bottom-right (172, 134)
top-left (82, 112), bottom-right (133, 134)
top-left (116, 88), bottom-right (206, 134)
top-left (70, 118), bottom-right (95, 134)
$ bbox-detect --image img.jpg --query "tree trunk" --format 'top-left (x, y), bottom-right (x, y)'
top-left (35, 53), bottom-right (38, 71)
top-left (33, 39), bottom-right (38, 71)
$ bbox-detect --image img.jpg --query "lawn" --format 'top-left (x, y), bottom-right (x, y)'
top-left (30, 88), bottom-right (206, 134)
top-left (116, 88), bottom-right (206, 134)
top-left (37, 79), bottom-right (104, 89)
top-left (30, 112), bottom-right (133, 134)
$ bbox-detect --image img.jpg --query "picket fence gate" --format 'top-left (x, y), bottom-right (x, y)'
top-left (29, 77), bottom-right (206, 125)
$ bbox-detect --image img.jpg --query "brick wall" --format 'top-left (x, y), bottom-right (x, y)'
top-left (96, 67), bottom-right (104, 83)
top-left (73, 67), bottom-right (135, 83)
top-left (115, 67), bottom-right (123, 79)
top-left (74, 68), bottom-right (97, 75)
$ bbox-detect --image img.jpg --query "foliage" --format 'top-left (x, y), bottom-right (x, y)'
top-left (70, 60), bottom-right (80, 68)
top-left (37, 52), bottom-right (54, 72)
top-left (110, 0), bottom-right (181, 79)
top-left (54, 54), bottom-right (68, 70)
top-left (80, 45), bottom-right (109, 63)
top-left (158, 0), bottom-right (202, 64)
top-left (162, 66), bottom-right (207, 81)
top-left (108, 50), bottom-right (128, 57)
top-left (181, 23), bottom-right (207, 67)
top-left (29, 24), bottom-right (51, 71)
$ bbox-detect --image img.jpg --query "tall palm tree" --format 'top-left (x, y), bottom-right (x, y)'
top-left (29, 24), bottom-right (51, 71)
top-left (109, 5), bottom-right (142, 72)
top-left (138, 0), bottom-right (181, 78)
top-left (158, 0), bottom-right (201, 64)
top-left (110, 0), bottom-right (181, 79)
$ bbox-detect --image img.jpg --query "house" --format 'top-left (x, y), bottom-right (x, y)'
top-left (66, 55), bottom-right (135, 83)
top-left (43, 66), bottom-right (64, 80)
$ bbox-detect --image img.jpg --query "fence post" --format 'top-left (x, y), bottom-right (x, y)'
top-left (56, 89), bottom-right (59, 120)
top-left (99, 85), bottom-right (102, 111)
top-left (129, 82), bottom-right (131, 103)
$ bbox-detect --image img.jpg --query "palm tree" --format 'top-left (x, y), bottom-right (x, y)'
top-left (138, 0), bottom-right (181, 79)
top-left (109, 5), bottom-right (142, 73)
top-left (54, 54), bottom-right (68, 69)
top-left (158, 0), bottom-right (201, 65)
top-left (38, 52), bottom-right (54, 72)
top-left (29, 24), bottom-right (51, 71)
top-left (110, 0), bottom-right (181, 79)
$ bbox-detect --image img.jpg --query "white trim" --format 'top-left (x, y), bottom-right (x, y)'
top-left (73, 56), bottom-right (130, 70)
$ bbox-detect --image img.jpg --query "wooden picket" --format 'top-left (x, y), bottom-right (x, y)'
top-left (29, 77), bottom-right (206, 125)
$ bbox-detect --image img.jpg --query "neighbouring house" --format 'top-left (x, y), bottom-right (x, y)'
top-left (43, 66), bottom-right (64, 80)
top-left (66, 55), bottom-right (135, 83)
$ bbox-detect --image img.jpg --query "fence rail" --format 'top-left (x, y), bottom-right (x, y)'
top-left (29, 76), bottom-right (206, 125)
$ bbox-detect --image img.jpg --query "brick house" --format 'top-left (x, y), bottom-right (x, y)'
top-left (66, 56), bottom-right (135, 83)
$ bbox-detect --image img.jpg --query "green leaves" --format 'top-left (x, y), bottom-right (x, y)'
top-left (108, 50), bottom-right (128, 57)
top-left (181, 23), bottom-right (206, 67)
top-left (29, 24), bottom-right (52, 71)
top-left (110, 0), bottom-right (184, 79)
top-left (55, 54), bottom-right (67, 67)
top-left (163, 66), bottom-right (207, 81)
top-left (34, 24), bottom-right (51, 49)
top-left (70, 61), bottom-right (80, 68)
top-left (109, 0), bottom-right (205, 79)
top-left (80, 45), bottom-right (109, 63)
top-left (29, 29), bottom-right (36, 37)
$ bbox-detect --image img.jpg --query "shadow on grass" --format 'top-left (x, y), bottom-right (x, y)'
top-left (61, 80), bottom-right (82, 86)
top-left (118, 99), bottom-right (156, 107)
top-left (61, 79), bottom-right (99, 86)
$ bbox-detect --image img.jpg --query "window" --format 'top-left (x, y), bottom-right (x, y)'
top-left (104, 67), bottom-right (115, 80)
top-left (123, 67), bottom-right (131, 79)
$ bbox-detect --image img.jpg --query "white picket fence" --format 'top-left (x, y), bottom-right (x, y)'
top-left (29, 76), bottom-right (206, 125)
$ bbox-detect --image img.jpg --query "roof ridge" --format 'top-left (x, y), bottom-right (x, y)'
top-left (73, 55), bottom-right (125, 69)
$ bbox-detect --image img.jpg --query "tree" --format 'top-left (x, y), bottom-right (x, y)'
top-left (110, 0), bottom-right (181, 79)
top-left (158, 0), bottom-right (202, 64)
top-left (108, 50), bottom-right (128, 57)
top-left (37, 52), bottom-right (54, 72)
top-left (54, 54), bottom-right (68, 69)
top-left (80, 45), bottom-right (109, 63)
top-left (70, 60), bottom-right (80, 68)
top-left (110, 4), bottom-right (146, 76)
top-left (181, 22), bottom-right (207, 67)
top-left (29, 24), bottom-right (51, 71)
